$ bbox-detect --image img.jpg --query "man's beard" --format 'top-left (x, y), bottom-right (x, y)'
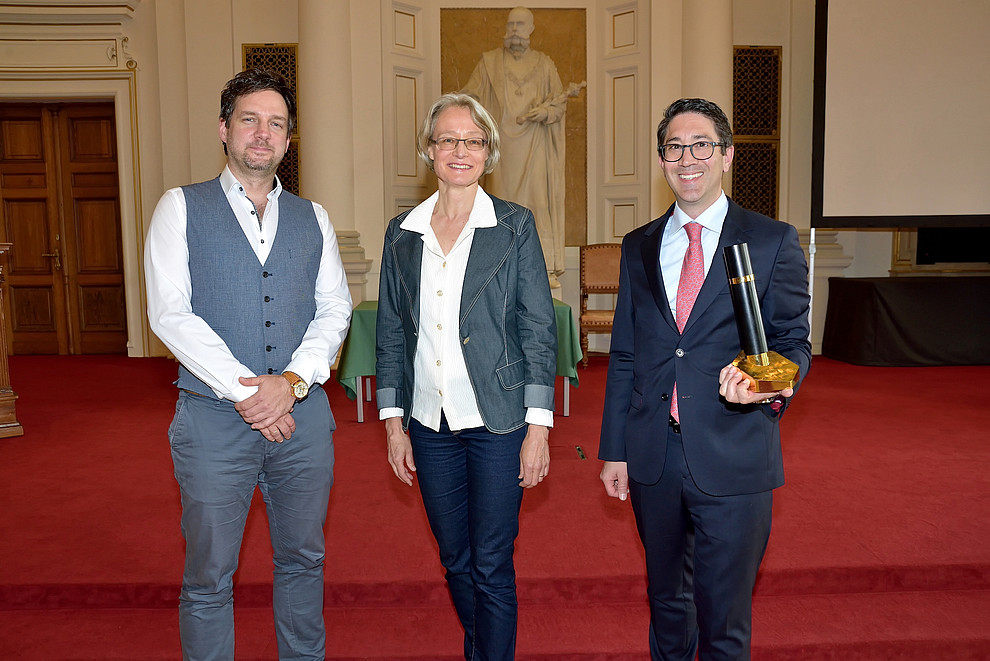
top-left (503, 35), bottom-right (530, 54)
top-left (235, 142), bottom-right (280, 174)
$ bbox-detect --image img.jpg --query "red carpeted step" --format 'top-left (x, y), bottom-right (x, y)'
top-left (752, 589), bottom-right (990, 661)
top-left (0, 603), bottom-right (645, 660)
top-left (3, 590), bottom-right (988, 660)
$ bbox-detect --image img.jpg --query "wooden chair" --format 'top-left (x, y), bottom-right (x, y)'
top-left (579, 243), bottom-right (621, 367)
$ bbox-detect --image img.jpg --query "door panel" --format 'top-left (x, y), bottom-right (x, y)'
top-left (6, 200), bottom-right (51, 271)
top-left (0, 118), bottom-right (45, 160)
top-left (57, 104), bottom-right (125, 354)
top-left (0, 102), bottom-right (125, 354)
top-left (5, 199), bottom-right (60, 342)
top-left (0, 105), bottom-right (66, 353)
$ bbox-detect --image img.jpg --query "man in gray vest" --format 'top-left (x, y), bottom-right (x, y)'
top-left (145, 68), bottom-right (352, 661)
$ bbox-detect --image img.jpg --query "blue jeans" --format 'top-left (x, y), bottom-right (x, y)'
top-left (408, 415), bottom-right (526, 661)
top-left (168, 389), bottom-right (334, 661)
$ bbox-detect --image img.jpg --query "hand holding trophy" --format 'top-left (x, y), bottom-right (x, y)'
top-left (723, 243), bottom-right (800, 393)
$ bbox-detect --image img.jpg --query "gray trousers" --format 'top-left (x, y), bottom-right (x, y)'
top-left (168, 387), bottom-right (334, 661)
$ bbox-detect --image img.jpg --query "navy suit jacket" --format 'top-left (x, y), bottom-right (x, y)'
top-left (598, 199), bottom-right (811, 496)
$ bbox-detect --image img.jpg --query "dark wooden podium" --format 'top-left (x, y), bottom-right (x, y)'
top-left (0, 243), bottom-right (23, 437)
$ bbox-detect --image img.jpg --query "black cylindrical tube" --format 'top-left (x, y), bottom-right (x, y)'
top-left (723, 243), bottom-right (768, 357)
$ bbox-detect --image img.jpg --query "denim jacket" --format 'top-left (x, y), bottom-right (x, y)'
top-left (375, 194), bottom-right (557, 434)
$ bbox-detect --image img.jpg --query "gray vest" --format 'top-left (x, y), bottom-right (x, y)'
top-left (175, 177), bottom-right (321, 397)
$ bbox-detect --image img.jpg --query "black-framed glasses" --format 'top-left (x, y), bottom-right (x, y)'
top-left (659, 141), bottom-right (725, 162)
top-left (430, 137), bottom-right (488, 151)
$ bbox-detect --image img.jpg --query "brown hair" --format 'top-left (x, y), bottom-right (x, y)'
top-left (220, 68), bottom-right (297, 135)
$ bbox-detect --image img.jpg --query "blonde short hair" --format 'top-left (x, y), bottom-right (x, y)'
top-left (417, 93), bottom-right (501, 175)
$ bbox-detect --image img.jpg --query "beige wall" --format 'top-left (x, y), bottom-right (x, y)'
top-left (1, 0), bottom-right (829, 357)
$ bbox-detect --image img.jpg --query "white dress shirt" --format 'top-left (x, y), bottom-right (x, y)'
top-left (659, 191), bottom-right (729, 318)
top-left (145, 166), bottom-right (352, 402)
top-left (379, 187), bottom-right (553, 431)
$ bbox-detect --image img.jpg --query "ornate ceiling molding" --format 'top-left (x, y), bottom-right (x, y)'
top-left (0, 1), bottom-right (137, 26)
top-left (0, 1), bottom-right (139, 67)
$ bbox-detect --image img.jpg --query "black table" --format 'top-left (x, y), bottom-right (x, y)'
top-left (821, 276), bottom-right (990, 366)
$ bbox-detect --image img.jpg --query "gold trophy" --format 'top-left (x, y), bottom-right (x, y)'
top-left (723, 243), bottom-right (799, 393)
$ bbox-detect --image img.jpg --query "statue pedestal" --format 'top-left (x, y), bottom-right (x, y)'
top-left (0, 243), bottom-right (23, 438)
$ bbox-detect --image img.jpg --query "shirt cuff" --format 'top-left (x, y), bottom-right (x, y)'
top-left (525, 407), bottom-right (554, 428)
top-left (225, 378), bottom-right (259, 403)
top-left (281, 362), bottom-right (317, 388)
top-left (379, 407), bottom-right (403, 421)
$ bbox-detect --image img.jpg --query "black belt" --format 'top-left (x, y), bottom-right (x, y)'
top-left (668, 416), bottom-right (681, 434)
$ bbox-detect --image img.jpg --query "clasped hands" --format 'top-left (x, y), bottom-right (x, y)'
top-left (234, 374), bottom-right (297, 443)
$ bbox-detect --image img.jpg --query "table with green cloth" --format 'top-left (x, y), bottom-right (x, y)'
top-left (335, 299), bottom-right (583, 422)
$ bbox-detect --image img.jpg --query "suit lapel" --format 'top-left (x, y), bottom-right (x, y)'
top-left (393, 229), bottom-right (423, 318)
top-left (460, 215), bottom-right (514, 323)
top-left (641, 206), bottom-right (677, 331)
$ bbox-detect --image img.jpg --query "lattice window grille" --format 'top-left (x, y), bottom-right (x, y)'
top-left (733, 46), bottom-right (781, 219)
top-left (732, 142), bottom-right (778, 220)
top-left (242, 43), bottom-right (300, 196)
top-left (279, 139), bottom-right (300, 196)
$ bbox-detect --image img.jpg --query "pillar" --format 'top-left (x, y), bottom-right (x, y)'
top-left (298, 0), bottom-right (370, 303)
top-left (681, 0), bottom-right (734, 193)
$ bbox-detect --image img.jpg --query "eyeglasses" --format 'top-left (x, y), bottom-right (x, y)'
top-left (430, 137), bottom-right (488, 151)
top-left (659, 141), bottom-right (726, 162)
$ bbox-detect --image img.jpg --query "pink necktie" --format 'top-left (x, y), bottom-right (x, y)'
top-left (671, 222), bottom-right (704, 422)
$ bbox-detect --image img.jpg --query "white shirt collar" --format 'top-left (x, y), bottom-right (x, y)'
top-left (400, 186), bottom-right (497, 234)
top-left (219, 165), bottom-right (283, 200)
top-left (671, 191), bottom-right (729, 235)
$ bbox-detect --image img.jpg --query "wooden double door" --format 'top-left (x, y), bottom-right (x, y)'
top-left (0, 102), bottom-right (127, 354)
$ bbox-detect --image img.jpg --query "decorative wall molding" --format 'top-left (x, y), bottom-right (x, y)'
top-left (0, 1), bottom-right (136, 22)
top-left (0, 1), bottom-right (136, 37)
top-left (0, 0), bottom-right (138, 71)
top-left (0, 38), bottom-right (135, 70)
top-left (598, 0), bottom-right (650, 242)
top-left (381, 0), bottom-right (434, 221)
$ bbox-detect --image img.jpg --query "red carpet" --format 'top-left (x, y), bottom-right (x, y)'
top-left (1, 354), bottom-right (988, 659)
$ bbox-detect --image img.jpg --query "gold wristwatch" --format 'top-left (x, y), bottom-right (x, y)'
top-left (282, 371), bottom-right (309, 400)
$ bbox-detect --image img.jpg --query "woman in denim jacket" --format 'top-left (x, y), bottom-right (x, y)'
top-left (376, 92), bottom-right (557, 660)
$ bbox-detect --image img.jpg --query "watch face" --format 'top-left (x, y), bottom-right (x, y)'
top-left (292, 381), bottom-right (309, 399)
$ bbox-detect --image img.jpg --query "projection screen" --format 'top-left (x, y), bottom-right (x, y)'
top-left (811, 0), bottom-right (990, 228)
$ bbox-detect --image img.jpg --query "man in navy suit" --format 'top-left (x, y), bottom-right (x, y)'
top-left (599, 98), bottom-right (811, 660)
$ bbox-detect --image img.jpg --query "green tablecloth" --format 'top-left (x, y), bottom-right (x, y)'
top-left (336, 299), bottom-right (583, 401)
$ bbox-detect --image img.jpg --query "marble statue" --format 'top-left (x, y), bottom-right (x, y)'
top-left (462, 6), bottom-right (585, 288)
